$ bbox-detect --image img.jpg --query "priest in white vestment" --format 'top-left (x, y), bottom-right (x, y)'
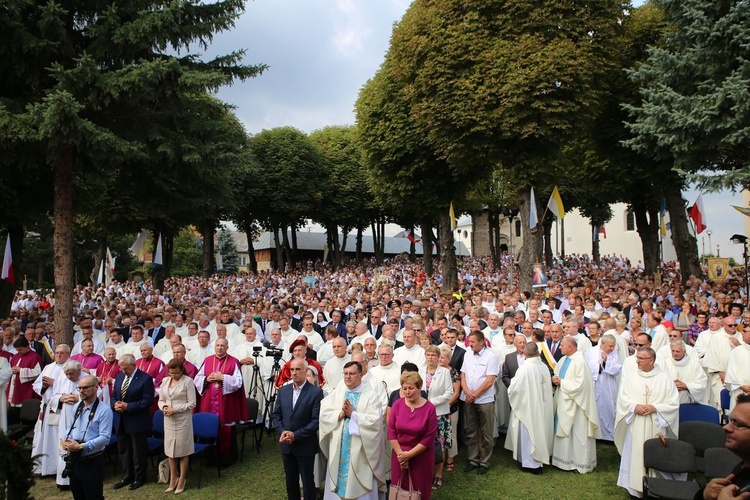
top-left (323, 338), bottom-right (351, 392)
top-left (703, 319), bottom-right (742, 408)
top-left (229, 327), bottom-right (265, 398)
top-left (505, 343), bottom-right (554, 472)
top-left (186, 331), bottom-right (213, 368)
top-left (31, 344), bottom-right (70, 476)
top-left (724, 325), bottom-right (750, 411)
top-left (656, 330), bottom-right (696, 364)
top-left (392, 329), bottom-right (426, 369)
top-left (52, 361), bottom-right (85, 488)
top-left (693, 317), bottom-right (723, 363)
top-left (370, 344), bottom-right (401, 394)
top-left (615, 347), bottom-right (679, 498)
top-left (319, 360), bottom-right (385, 499)
top-left (657, 342), bottom-right (707, 405)
top-left (551, 337), bottom-right (601, 473)
top-left (584, 334), bottom-right (622, 441)
top-left (492, 328), bottom-right (517, 435)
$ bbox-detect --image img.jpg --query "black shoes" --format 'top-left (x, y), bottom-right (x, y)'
top-left (477, 466), bottom-right (489, 475)
top-left (463, 463), bottom-right (479, 472)
top-left (128, 481), bottom-right (145, 490)
top-left (113, 479), bottom-right (132, 490)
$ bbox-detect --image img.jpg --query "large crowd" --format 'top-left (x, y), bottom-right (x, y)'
top-left (1, 253), bottom-right (750, 499)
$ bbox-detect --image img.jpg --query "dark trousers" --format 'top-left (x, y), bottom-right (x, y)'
top-left (117, 428), bottom-right (148, 483)
top-left (282, 452), bottom-right (316, 500)
top-left (71, 453), bottom-right (105, 500)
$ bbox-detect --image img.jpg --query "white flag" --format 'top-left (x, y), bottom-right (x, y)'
top-left (153, 233), bottom-right (163, 266)
top-left (215, 252), bottom-right (223, 271)
top-left (129, 230), bottom-right (150, 257)
top-left (529, 187), bottom-right (539, 228)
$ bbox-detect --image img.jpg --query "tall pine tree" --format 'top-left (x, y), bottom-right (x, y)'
top-left (0, 1), bottom-right (265, 345)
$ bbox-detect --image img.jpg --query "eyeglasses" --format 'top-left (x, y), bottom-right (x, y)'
top-left (724, 324), bottom-right (737, 328)
top-left (727, 418), bottom-right (750, 430)
top-left (77, 385), bottom-right (96, 391)
top-left (634, 343), bottom-right (648, 347)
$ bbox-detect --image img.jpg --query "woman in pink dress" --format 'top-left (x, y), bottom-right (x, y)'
top-left (388, 372), bottom-right (438, 499)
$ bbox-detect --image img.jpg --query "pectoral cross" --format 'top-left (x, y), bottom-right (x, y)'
top-left (644, 384), bottom-right (651, 405)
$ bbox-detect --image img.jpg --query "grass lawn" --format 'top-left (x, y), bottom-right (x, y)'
top-left (31, 435), bottom-right (629, 499)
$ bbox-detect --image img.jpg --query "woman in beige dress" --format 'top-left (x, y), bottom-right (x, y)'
top-left (159, 358), bottom-right (196, 494)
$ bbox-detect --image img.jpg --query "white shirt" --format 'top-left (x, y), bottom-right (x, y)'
top-left (460, 347), bottom-right (500, 405)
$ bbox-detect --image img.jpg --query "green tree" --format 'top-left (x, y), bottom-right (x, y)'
top-left (0, 0), bottom-right (264, 344)
top-left (216, 228), bottom-right (239, 274)
top-left (309, 125), bottom-right (374, 268)
top-left (626, 0), bottom-right (750, 191)
top-left (248, 127), bottom-right (324, 270)
top-left (382, 0), bottom-right (626, 291)
top-left (171, 227), bottom-right (202, 277)
top-left (355, 55), bottom-right (448, 278)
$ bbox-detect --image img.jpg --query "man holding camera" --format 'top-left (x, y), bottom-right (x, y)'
top-left (61, 374), bottom-right (113, 500)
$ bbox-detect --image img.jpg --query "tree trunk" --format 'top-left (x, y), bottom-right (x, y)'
top-left (560, 218), bottom-right (566, 258)
top-left (54, 150), bottom-right (75, 347)
top-left (291, 228), bottom-right (299, 269)
top-left (372, 220), bottom-right (385, 264)
top-left (517, 187), bottom-right (543, 293)
top-left (543, 218), bottom-right (553, 267)
top-left (281, 226), bottom-right (293, 270)
top-left (591, 222), bottom-right (601, 265)
top-left (163, 232), bottom-right (174, 280)
top-left (201, 220), bottom-right (215, 278)
top-left (273, 226), bottom-right (283, 271)
top-left (665, 184), bottom-right (702, 283)
top-left (340, 232), bottom-right (348, 267)
top-left (421, 220), bottom-right (433, 276)
top-left (379, 218), bottom-right (386, 262)
top-left (634, 202), bottom-right (660, 275)
top-left (0, 225), bottom-right (23, 319)
top-left (438, 210), bottom-right (457, 292)
top-left (356, 224), bottom-right (363, 261)
top-left (488, 208), bottom-right (500, 270)
top-left (409, 225), bottom-right (416, 262)
top-left (246, 229), bottom-right (257, 273)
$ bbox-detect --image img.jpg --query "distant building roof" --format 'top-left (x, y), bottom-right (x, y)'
top-left (248, 230), bottom-right (469, 256)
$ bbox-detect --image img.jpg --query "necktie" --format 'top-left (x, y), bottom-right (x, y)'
top-left (121, 375), bottom-right (131, 400)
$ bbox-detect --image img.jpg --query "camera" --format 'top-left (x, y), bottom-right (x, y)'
top-left (265, 346), bottom-right (284, 361)
top-left (61, 451), bottom-right (80, 479)
top-left (252, 345), bottom-right (263, 355)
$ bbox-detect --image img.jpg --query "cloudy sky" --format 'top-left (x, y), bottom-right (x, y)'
top-left (209, 0), bottom-right (748, 261)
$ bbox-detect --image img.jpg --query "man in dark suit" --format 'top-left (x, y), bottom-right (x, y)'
top-left (365, 310), bottom-right (384, 339)
top-left (148, 314), bottom-right (165, 345)
top-left (546, 323), bottom-right (564, 362)
top-left (502, 335), bottom-right (526, 388)
top-left (443, 329), bottom-right (465, 373)
top-left (328, 310), bottom-right (347, 339)
top-left (111, 353), bottom-right (154, 491)
top-left (271, 358), bottom-right (324, 500)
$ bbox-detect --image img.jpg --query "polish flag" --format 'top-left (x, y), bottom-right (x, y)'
top-left (1, 235), bottom-right (14, 285)
top-left (688, 194), bottom-right (707, 234)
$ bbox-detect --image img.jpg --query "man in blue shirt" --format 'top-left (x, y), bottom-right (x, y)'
top-left (61, 374), bottom-right (113, 500)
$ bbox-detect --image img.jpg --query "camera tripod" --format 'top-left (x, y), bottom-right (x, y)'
top-left (246, 350), bottom-right (283, 451)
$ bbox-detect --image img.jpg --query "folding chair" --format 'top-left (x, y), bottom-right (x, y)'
top-left (7, 399), bottom-right (41, 441)
top-left (703, 447), bottom-right (740, 481)
top-left (679, 403), bottom-right (720, 424)
top-left (678, 421), bottom-right (726, 473)
top-left (642, 438), bottom-right (701, 499)
top-left (147, 410), bottom-right (165, 469)
top-left (192, 412), bottom-right (220, 488)
top-left (720, 389), bottom-right (731, 425)
top-left (238, 398), bottom-right (260, 462)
